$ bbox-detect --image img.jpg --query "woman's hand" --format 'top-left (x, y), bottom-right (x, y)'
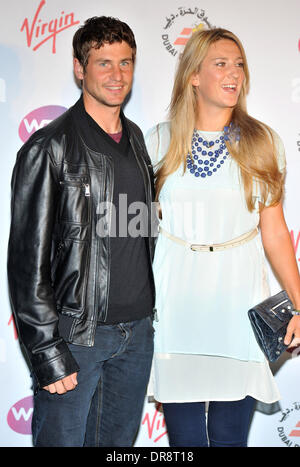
top-left (284, 316), bottom-right (300, 349)
top-left (260, 203), bottom-right (300, 351)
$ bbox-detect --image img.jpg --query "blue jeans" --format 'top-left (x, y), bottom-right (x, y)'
top-left (32, 316), bottom-right (154, 447)
top-left (163, 397), bottom-right (255, 447)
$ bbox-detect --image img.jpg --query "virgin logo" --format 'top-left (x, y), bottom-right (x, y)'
top-left (21, 0), bottom-right (80, 53)
top-left (19, 105), bottom-right (67, 143)
top-left (7, 396), bottom-right (33, 435)
top-left (8, 314), bottom-right (18, 340)
top-left (142, 403), bottom-right (168, 443)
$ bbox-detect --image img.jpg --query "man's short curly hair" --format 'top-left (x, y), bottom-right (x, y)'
top-left (73, 16), bottom-right (136, 70)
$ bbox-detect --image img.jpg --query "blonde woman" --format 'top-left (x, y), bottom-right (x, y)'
top-left (145, 28), bottom-right (300, 447)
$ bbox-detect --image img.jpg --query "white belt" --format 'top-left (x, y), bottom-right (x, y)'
top-left (159, 226), bottom-right (259, 252)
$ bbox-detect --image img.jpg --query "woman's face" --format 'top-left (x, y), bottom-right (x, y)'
top-left (191, 39), bottom-right (245, 112)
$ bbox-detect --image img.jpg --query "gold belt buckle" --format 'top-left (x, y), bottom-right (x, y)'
top-left (190, 244), bottom-right (214, 252)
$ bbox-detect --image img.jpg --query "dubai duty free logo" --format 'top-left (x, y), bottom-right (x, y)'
top-left (161, 6), bottom-right (214, 58)
top-left (277, 402), bottom-right (300, 447)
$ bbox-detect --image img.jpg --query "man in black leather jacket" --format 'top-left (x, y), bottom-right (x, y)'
top-left (7, 16), bottom-right (156, 447)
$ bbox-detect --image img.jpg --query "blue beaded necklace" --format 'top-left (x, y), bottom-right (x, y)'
top-left (187, 128), bottom-right (230, 178)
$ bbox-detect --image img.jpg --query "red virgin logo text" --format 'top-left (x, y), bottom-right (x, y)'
top-left (21, 0), bottom-right (80, 53)
top-left (8, 314), bottom-right (18, 340)
top-left (142, 403), bottom-right (167, 443)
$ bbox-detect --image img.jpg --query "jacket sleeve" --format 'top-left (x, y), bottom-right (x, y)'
top-left (7, 141), bottom-right (80, 388)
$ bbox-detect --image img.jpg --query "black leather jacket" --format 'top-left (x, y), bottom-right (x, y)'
top-left (7, 99), bottom-right (156, 388)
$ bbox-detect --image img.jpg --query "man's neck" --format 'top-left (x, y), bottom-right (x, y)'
top-left (82, 93), bottom-right (122, 134)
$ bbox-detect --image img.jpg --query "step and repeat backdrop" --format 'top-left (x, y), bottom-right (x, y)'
top-left (0, 0), bottom-right (300, 447)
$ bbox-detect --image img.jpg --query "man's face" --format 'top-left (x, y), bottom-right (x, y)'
top-left (74, 41), bottom-right (134, 110)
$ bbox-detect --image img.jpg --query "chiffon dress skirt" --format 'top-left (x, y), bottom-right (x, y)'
top-left (145, 122), bottom-right (286, 403)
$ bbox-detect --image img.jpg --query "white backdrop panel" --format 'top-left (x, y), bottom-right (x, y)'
top-left (0, 0), bottom-right (299, 447)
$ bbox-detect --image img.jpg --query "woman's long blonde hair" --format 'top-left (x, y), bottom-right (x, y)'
top-left (155, 28), bottom-right (284, 211)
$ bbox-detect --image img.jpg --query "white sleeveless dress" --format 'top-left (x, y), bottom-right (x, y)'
top-left (145, 122), bottom-right (285, 403)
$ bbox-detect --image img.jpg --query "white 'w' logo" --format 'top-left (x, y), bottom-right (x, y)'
top-left (11, 407), bottom-right (33, 422)
top-left (23, 118), bottom-right (52, 133)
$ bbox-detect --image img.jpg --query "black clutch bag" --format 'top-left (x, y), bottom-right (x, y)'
top-left (248, 290), bottom-right (294, 362)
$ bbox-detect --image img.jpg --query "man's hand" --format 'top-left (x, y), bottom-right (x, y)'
top-left (43, 372), bottom-right (78, 394)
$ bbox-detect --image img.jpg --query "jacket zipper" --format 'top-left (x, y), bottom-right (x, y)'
top-left (129, 137), bottom-right (153, 242)
top-left (129, 135), bottom-right (157, 320)
top-left (83, 184), bottom-right (90, 197)
top-left (60, 181), bottom-right (90, 197)
top-left (52, 241), bottom-right (64, 278)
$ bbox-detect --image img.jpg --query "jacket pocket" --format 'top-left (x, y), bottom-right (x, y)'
top-left (52, 238), bottom-right (89, 314)
top-left (59, 175), bottom-right (90, 224)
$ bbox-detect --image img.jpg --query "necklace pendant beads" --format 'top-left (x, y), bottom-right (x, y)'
top-left (187, 123), bottom-right (240, 178)
top-left (224, 122), bottom-right (240, 143)
top-left (187, 131), bottom-right (229, 178)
